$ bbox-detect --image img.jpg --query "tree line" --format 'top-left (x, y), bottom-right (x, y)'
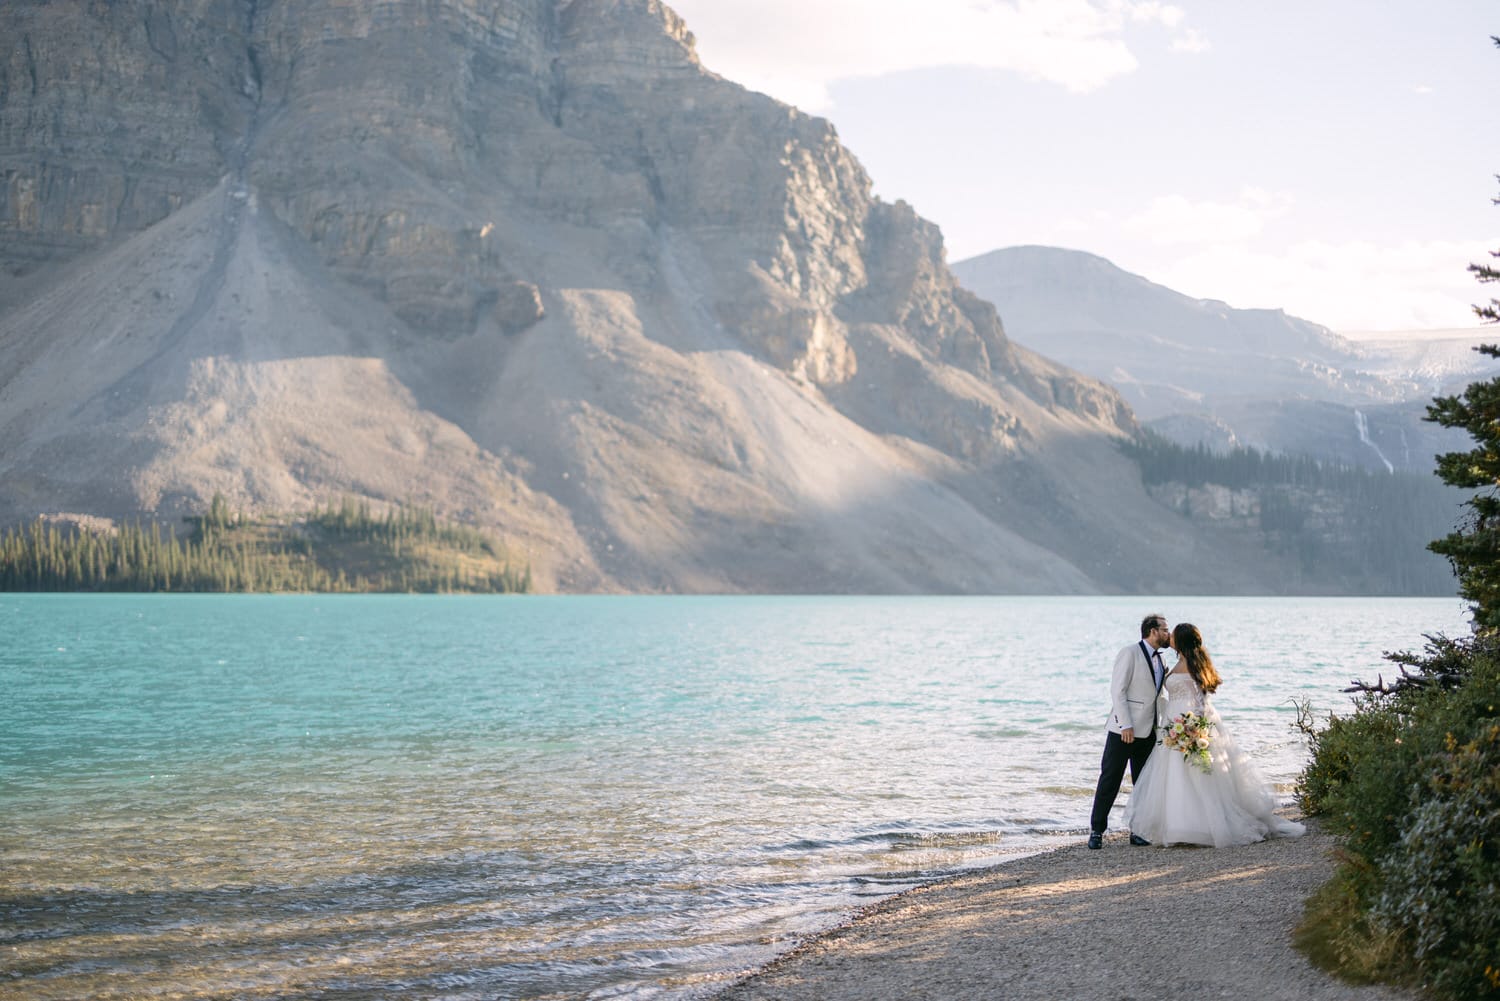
top-left (1123, 433), bottom-right (1368, 490)
top-left (1121, 430), bottom-right (1462, 594)
top-left (0, 496), bottom-right (531, 594)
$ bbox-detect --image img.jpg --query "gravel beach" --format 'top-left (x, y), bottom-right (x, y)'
top-left (716, 819), bottom-right (1420, 1001)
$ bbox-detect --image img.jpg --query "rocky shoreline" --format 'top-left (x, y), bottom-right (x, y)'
top-left (715, 818), bottom-right (1420, 1001)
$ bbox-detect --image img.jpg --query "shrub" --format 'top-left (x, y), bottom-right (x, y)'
top-left (1294, 849), bottom-right (1412, 986)
top-left (1297, 700), bottom-right (1410, 850)
top-left (1297, 634), bottom-right (1500, 998)
top-left (1375, 723), bottom-right (1500, 999)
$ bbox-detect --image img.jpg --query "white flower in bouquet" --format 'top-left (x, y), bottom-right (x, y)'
top-left (1162, 710), bottom-right (1215, 773)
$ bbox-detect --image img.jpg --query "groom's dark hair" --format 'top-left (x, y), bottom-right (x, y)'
top-left (1140, 614), bottom-right (1166, 638)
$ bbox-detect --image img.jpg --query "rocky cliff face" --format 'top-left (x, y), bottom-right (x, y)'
top-left (0, 0), bottom-right (1304, 593)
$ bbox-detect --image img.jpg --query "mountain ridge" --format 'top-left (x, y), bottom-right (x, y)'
top-left (0, 0), bottom-right (1414, 594)
top-left (952, 244), bottom-right (1495, 471)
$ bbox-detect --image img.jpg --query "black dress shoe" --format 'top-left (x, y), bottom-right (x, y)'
top-left (1087, 832), bottom-right (1103, 849)
top-left (1129, 833), bottom-right (1151, 846)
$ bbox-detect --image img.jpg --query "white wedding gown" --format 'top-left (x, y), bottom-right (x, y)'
top-left (1123, 673), bottom-right (1305, 848)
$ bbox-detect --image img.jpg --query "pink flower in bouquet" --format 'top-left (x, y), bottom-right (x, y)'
top-left (1162, 711), bottom-right (1215, 773)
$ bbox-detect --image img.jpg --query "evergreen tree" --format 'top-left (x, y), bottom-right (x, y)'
top-left (1427, 137), bottom-right (1500, 627)
top-left (1427, 344), bottom-right (1500, 627)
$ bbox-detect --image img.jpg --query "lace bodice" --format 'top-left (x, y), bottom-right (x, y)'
top-left (1163, 672), bottom-right (1205, 715)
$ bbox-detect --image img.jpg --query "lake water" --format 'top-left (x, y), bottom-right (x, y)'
top-left (0, 594), bottom-right (1470, 1000)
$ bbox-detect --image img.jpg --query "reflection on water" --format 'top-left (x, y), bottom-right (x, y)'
top-left (0, 594), bottom-right (1468, 999)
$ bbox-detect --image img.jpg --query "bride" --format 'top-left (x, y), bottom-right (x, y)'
top-left (1124, 623), bottom-right (1305, 848)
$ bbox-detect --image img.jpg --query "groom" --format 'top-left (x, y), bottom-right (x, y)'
top-left (1087, 613), bottom-right (1170, 849)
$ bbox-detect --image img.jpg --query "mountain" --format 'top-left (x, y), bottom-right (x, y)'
top-left (0, 0), bottom-right (1415, 594)
top-left (952, 246), bottom-right (1357, 411)
top-left (952, 246), bottom-right (1495, 472)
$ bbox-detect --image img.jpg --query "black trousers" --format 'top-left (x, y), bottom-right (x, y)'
top-left (1090, 729), bottom-right (1155, 834)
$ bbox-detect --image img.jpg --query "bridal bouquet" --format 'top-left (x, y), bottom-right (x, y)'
top-left (1162, 711), bottom-right (1215, 773)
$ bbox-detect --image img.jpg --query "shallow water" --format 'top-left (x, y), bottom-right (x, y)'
top-left (0, 594), bottom-right (1469, 999)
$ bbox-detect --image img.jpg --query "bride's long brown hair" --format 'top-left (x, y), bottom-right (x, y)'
top-left (1172, 623), bottom-right (1221, 694)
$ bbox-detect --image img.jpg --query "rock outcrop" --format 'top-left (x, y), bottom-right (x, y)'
top-left (0, 0), bottom-right (1308, 593)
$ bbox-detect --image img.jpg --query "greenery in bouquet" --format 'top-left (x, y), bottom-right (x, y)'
top-left (1162, 710), bottom-right (1214, 773)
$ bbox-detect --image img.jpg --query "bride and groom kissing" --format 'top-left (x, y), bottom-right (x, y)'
top-left (1088, 614), bottom-right (1304, 850)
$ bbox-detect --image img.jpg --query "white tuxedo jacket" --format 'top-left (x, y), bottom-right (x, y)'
top-left (1105, 640), bottom-right (1166, 736)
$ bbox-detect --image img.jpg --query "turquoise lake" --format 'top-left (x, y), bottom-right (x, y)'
top-left (0, 594), bottom-right (1471, 999)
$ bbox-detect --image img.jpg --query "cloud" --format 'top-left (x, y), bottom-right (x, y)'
top-left (669, 0), bottom-right (1195, 110)
top-left (1170, 28), bottom-right (1210, 53)
top-left (1125, 1), bottom-right (1185, 28)
top-left (1142, 237), bottom-right (1500, 331)
top-left (1123, 188), bottom-right (1292, 246)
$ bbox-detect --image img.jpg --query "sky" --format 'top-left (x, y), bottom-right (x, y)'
top-left (666, 1), bottom-right (1500, 335)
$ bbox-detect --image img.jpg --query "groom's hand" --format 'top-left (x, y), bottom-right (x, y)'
top-left (1120, 727), bottom-right (1135, 743)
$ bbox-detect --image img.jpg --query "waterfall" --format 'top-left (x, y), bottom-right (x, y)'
top-left (1354, 409), bottom-right (1395, 473)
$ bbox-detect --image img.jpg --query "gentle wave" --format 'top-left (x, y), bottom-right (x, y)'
top-left (0, 594), bottom-right (1469, 1000)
